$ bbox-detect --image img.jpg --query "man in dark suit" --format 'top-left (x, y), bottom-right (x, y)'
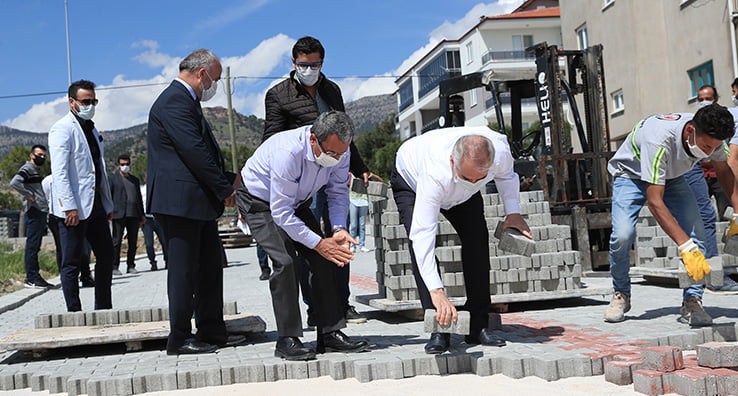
top-left (109, 154), bottom-right (145, 275)
top-left (147, 49), bottom-right (244, 355)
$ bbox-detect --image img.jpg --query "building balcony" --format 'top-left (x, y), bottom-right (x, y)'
top-left (481, 50), bottom-right (534, 64)
top-left (421, 117), bottom-right (440, 133)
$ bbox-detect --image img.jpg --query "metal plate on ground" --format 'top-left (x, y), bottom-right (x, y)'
top-left (0, 313), bottom-right (266, 352)
top-left (356, 287), bottom-right (613, 312)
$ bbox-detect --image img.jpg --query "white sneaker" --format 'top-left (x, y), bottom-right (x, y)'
top-left (604, 291), bottom-right (631, 323)
top-left (360, 247), bottom-right (371, 253)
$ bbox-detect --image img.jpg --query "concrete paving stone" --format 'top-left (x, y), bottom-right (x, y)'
top-left (640, 346), bottom-right (683, 372)
top-left (84, 311), bottom-right (96, 326)
top-left (47, 373), bottom-right (72, 394)
top-left (662, 369), bottom-right (710, 396)
top-left (444, 353), bottom-right (472, 374)
top-left (263, 360), bottom-right (287, 382)
top-left (632, 369), bottom-right (664, 396)
top-left (353, 360), bottom-right (373, 383)
top-left (604, 360), bottom-right (641, 385)
top-left (0, 370), bottom-right (15, 390)
top-left (423, 309), bottom-right (470, 335)
top-left (91, 375), bottom-right (134, 396)
top-left (709, 324), bottom-right (738, 342)
top-left (532, 357), bottom-right (558, 381)
top-left (13, 371), bottom-right (29, 389)
top-left (132, 371), bottom-right (178, 394)
top-left (176, 367), bottom-right (222, 390)
top-left (557, 356), bottom-right (593, 378)
top-left (30, 372), bottom-right (49, 391)
top-left (712, 368), bottom-right (738, 395)
top-left (118, 310), bottom-right (131, 324)
top-left (308, 359), bottom-right (329, 378)
top-left (50, 313), bottom-right (63, 328)
top-left (413, 355), bottom-right (447, 376)
top-left (34, 314), bottom-right (51, 329)
top-left (499, 356), bottom-right (527, 379)
top-left (284, 360), bottom-right (309, 380)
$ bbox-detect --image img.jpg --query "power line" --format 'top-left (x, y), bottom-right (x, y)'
top-left (0, 74), bottom-right (413, 100)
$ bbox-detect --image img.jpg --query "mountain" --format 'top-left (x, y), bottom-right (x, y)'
top-left (0, 92), bottom-right (397, 164)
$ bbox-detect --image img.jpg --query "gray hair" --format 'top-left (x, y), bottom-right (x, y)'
top-left (452, 135), bottom-right (495, 172)
top-left (179, 49), bottom-right (218, 72)
top-left (311, 111), bottom-right (355, 143)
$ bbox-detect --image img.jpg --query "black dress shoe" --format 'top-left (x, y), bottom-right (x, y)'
top-left (220, 334), bottom-right (247, 347)
top-left (80, 275), bottom-right (95, 288)
top-left (317, 330), bottom-right (370, 354)
top-left (424, 332), bottom-right (450, 354)
top-left (150, 262), bottom-right (158, 271)
top-left (465, 328), bottom-right (506, 347)
top-left (259, 268), bottom-right (271, 281)
top-left (167, 339), bottom-right (218, 355)
top-left (275, 336), bottom-right (316, 361)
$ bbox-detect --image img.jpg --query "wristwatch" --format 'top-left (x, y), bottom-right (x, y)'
top-left (332, 225), bottom-right (347, 234)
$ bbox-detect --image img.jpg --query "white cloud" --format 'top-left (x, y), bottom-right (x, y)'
top-left (194, 0), bottom-right (272, 34)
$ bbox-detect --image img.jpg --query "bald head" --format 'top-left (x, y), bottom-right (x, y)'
top-left (451, 135), bottom-right (495, 173)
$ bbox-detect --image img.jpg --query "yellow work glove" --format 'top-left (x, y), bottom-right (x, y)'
top-left (678, 240), bottom-right (710, 282)
top-left (726, 214), bottom-right (738, 240)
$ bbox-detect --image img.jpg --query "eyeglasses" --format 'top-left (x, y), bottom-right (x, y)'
top-left (119, 162), bottom-right (130, 166)
top-left (75, 98), bottom-right (99, 106)
top-left (318, 140), bottom-right (349, 158)
top-left (294, 61), bottom-right (323, 70)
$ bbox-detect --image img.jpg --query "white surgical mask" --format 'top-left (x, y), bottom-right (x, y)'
top-left (699, 100), bottom-right (713, 107)
top-left (315, 152), bottom-right (339, 167)
top-left (200, 71), bottom-right (218, 102)
top-left (453, 174), bottom-right (486, 191)
top-left (686, 132), bottom-right (711, 159)
top-left (733, 96), bottom-right (738, 106)
top-left (296, 66), bottom-right (320, 87)
top-left (76, 104), bottom-right (95, 120)
top-left (120, 165), bottom-right (131, 174)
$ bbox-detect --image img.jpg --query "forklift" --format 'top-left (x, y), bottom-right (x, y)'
top-left (437, 42), bottom-right (614, 272)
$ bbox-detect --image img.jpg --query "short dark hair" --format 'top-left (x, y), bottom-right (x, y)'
top-left (118, 154), bottom-right (131, 163)
top-left (698, 85), bottom-right (719, 100)
top-left (31, 144), bottom-right (46, 153)
top-left (68, 80), bottom-right (96, 99)
top-left (692, 103), bottom-right (735, 140)
top-left (732, 78), bottom-right (738, 89)
top-left (311, 111), bottom-right (354, 143)
top-left (292, 36), bottom-right (324, 60)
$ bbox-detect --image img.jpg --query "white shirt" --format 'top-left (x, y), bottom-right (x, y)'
top-left (395, 126), bottom-right (520, 290)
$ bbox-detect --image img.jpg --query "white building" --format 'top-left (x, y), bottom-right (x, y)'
top-left (395, 1), bottom-right (561, 140)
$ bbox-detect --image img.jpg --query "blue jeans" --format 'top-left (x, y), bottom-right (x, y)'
top-left (609, 177), bottom-right (705, 300)
top-left (349, 203), bottom-right (368, 248)
top-left (142, 216), bottom-right (167, 265)
top-left (256, 244), bottom-right (269, 270)
top-left (24, 207), bottom-right (47, 283)
top-left (684, 163), bottom-right (718, 259)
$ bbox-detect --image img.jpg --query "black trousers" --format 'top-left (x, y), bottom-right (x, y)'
top-left (48, 215), bottom-right (92, 278)
top-left (157, 214), bottom-right (227, 351)
top-left (237, 185), bottom-right (345, 338)
top-left (390, 167), bottom-right (491, 334)
top-left (112, 217), bottom-right (140, 269)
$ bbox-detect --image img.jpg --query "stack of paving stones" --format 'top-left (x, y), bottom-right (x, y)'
top-left (372, 190), bottom-right (582, 301)
top-left (0, 217), bottom-right (15, 239)
top-left (635, 207), bottom-right (738, 268)
top-left (603, 342), bottom-right (738, 395)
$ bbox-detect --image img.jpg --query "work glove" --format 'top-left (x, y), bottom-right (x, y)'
top-left (678, 239), bottom-right (710, 282)
top-left (726, 213), bottom-right (738, 241)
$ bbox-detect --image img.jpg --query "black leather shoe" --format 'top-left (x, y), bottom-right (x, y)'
top-left (465, 328), bottom-right (506, 347)
top-left (424, 332), bottom-right (450, 354)
top-left (275, 336), bottom-right (316, 361)
top-left (317, 330), bottom-right (370, 354)
top-left (259, 268), bottom-right (271, 281)
top-left (167, 339), bottom-right (217, 355)
top-left (150, 262), bottom-right (158, 271)
top-left (220, 334), bottom-right (247, 347)
top-left (80, 275), bottom-right (95, 288)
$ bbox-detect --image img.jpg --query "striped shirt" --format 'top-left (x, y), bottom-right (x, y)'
top-left (607, 113), bottom-right (728, 185)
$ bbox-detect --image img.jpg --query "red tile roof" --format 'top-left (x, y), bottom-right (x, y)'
top-left (488, 6), bottom-right (560, 20)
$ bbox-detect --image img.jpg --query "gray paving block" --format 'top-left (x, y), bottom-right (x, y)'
top-left (118, 310), bottom-right (131, 324)
top-left (223, 301), bottom-right (238, 315)
top-left (0, 370), bottom-right (14, 390)
top-left (557, 356), bottom-right (593, 378)
top-left (132, 371), bottom-right (177, 393)
top-left (66, 375), bottom-right (87, 396)
top-left (263, 360), bottom-right (287, 382)
top-left (423, 309), bottom-right (470, 335)
top-left (30, 372), bottom-right (49, 391)
top-left (353, 360), bottom-right (373, 383)
top-left (328, 359), bottom-right (349, 380)
top-left (445, 353), bottom-right (472, 374)
top-left (413, 356), bottom-right (447, 376)
top-left (13, 372), bottom-right (29, 389)
top-left (88, 375), bottom-right (134, 396)
top-left (725, 235), bottom-right (738, 256)
top-left (34, 314), bottom-right (51, 329)
top-left (177, 367), bottom-right (222, 389)
top-left (47, 373), bottom-right (71, 394)
top-left (500, 356), bottom-right (526, 379)
top-left (494, 221), bottom-right (535, 257)
top-left (84, 311), bottom-right (96, 326)
top-left (284, 361), bottom-right (309, 380)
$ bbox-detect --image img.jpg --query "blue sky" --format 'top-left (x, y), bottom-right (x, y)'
top-left (1, 0), bottom-right (521, 132)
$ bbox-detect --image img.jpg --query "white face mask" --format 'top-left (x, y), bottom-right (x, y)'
top-left (699, 100), bottom-right (713, 107)
top-left (200, 71), bottom-right (218, 102)
top-left (120, 165), bottom-right (131, 174)
top-left (453, 174), bottom-right (486, 191)
top-left (686, 132), bottom-right (711, 159)
top-left (76, 103), bottom-right (95, 120)
top-left (315, 151), bottom-right (340, 167)
top-left (732, 96), bottom-right (738, 106)
top-left (296, 66), bottom-right (320, 87)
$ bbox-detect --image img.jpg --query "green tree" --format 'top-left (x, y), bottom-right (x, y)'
top-left (0, 191), bottom-right (22, 210)
top-left (222, 145), bottom-right (257, 173)
top-left (355, 115), bottom-right (399, 180)
top-left (0, 145), bottom-right (51, 181)
top-left (130, 153), bottom-right (147, 181)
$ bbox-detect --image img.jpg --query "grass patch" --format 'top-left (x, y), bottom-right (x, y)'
top-left (0, 241), bottom-right (58, 294)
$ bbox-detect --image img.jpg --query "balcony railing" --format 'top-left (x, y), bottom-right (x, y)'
top-left (481, 50), bottom-right (534, 64)
top-left (418, 69), bottom-right (461, 99)
top-left (421, 117), bottom-right (440, 133)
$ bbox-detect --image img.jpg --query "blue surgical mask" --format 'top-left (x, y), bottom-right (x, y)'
top-left (76, 103), bottom-right (95, 120)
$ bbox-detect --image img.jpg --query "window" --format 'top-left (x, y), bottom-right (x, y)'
top-left (399, 80), bottom-right (414, 111)
top-left (687, 61), bottom-right (714, 96)
top-left (470, 89), bottom-right (478, 107)
top-left (466, 42), bottom-right (474, 64)
top-left (611, 89), bottom-right (624, 114)
top-left (576, 25), bottom-right (588, 50)
top-left (512, 35), bottom-right (534, 51)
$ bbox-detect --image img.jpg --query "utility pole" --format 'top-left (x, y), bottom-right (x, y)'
top-left (226, 67), bottom-right (238, 174)
top-left (64, 0), bottom-right (72, 85)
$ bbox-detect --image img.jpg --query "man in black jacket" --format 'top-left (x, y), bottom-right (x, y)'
top-left (109, 154), bottom-right (145, 275)
top-left (263, 36), bottom-right (380, 325)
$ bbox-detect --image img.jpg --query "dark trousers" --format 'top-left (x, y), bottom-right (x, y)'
top-left (157, 214), bottom-right (226, 352)
top-left (390, 167), bottom-right (491, 335)
top-left (256, 244), bottom-right (270, 270)
top-left (706, 176), bottom-right (731, 221)
top-left (57, 199), bottom-right (114, 311)
top-left (24, 207), bottom-right (47, 283)
top-left (112, 217), bottom-right (140, 269)
top-left (304, 186), bottom-right (351, 311)
top-left (142, 216), bottom-right (167, 265)
top-left (48, 215), bottom-right (92, 278)
top-left (237, 186), bottom-right (345, 337)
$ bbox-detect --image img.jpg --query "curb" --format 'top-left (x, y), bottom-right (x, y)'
top-left (0, 276), bottom-right (61, 315)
